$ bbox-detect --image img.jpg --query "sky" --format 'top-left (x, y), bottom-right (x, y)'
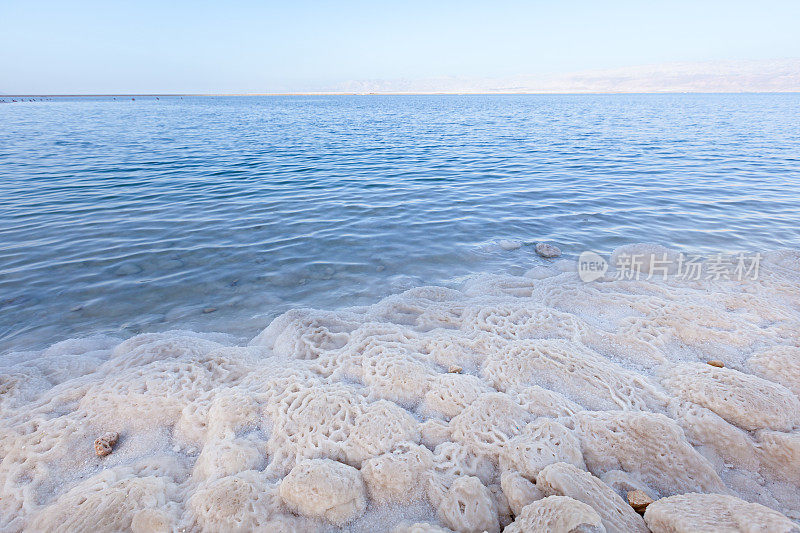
top-left (2, 0), bottom-right (800, 94)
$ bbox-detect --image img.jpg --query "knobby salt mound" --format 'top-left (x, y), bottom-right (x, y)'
top-left (1, 246), bottom-right (800, 532)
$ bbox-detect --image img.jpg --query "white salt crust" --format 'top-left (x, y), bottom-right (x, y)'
top-left (1, 245), bottom-right (800, 532)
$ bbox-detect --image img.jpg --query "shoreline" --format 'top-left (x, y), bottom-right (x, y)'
top-left (1, 244), bottom-right (799, 531)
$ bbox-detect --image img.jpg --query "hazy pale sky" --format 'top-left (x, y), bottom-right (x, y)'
top-left (2, 0), bottom-right (800, 94)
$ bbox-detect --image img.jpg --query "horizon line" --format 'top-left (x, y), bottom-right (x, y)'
top-left (4, 90), bottom-right (800, 98)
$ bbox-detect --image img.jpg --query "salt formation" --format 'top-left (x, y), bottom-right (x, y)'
top-left (1, 245), bottom-right (799, 532)
top-left (503, 496), bottom-right (604, 533)
top-left (535, 242), bottom-right (562, 258)
top-left (643, 493), bottom-right (799, 532)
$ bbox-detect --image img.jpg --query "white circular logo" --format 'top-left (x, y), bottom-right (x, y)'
top-left (578, 251), bottom-right (608, 282)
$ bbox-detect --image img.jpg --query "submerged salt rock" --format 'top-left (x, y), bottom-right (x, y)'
top-left (94, 431), bottom-right (119, 456)
top-left (627, 489), bottom-right (654, 514)
top-left (535, 243), bottom-right (562, 258)
top-left (437, 476), bottom-right (499, 533)
top-left (278, 458), bottom-right (366, 526)
top-left (537, 462), bottom-right (648, 533)
top-left (609, 243), bottom-right (680, 275)
top-left (498, 240), bottom-right (522, 251)
top-left (504, 496), bottom-right (606, 533)
top-left (663, 363), bottom-right (800, 432)
top-left (643, 493), bottom-right (799, 533)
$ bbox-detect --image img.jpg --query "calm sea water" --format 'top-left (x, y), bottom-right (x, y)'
top-left (2, 94), bottom-right (800, 353)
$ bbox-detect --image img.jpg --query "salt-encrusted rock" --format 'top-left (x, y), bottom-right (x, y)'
top-left (643, 493), bottom-right (799, 533)
top-left (573, 411), bottom-right (726, 496)
top-left (95, 432), bottom-right (119, 456)
top-left (504, 496), bottom-right (606, 533)
top-left (437, 476), bottom-right (499, 533)
top-left (537, 462), bottom-right (648, 533)
top-left (670, 402), bottom-right (760, 472)
top-left (447, 365), bottom-right (462, 373)
top-left (27, 464), bottom-right (182, 532)
top-left (392, 522), bottom-right (453, 533)
top-left (450, 393), bottom-right (531, 459)
top-left (278, 458), bottom-right (366, 526)
top-left (755, 429), bottom-right (800, 484)
top-left (191, 437), bottom-right (263, 481)
top-left (627, 490), bottom-right (654, 514)
top-left (748, 345), bottom-right (800, 397)
top-left (600, 470), bottom-right (654, 500)
top-left (189, 471), bottom-right (291, 531)
top-left (425, 373), bottom-right (490, 418)
top-left (8, 245), bottom-right (800, 532)
top-left (662, 363), bottom-right (800, 432)
top-left (707, 360), bottom-right (724, 368)
top-left (535, 243), bottom-right (562, 258)
top-left (362, 444), bottom-right (433, 504)
top-left (499, 419), bottom-right (585, 479)
top-left (500, 471), bottom-right (543, 516)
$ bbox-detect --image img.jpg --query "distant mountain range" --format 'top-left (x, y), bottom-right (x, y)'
top-left (332, 59), bottom-right (800, 94)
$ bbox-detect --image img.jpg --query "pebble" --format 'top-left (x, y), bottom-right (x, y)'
top-left (535, 243), bottom-right (562, 258)
top-left (202, 307), bottom-right (218, 314)
top-left (707, 360), bottom-right (725, 368)
top-left (448, 365), bottom-right (462, 374)
top-left (627, 489), bottom-right (654, 514)
top-left (94, 432), bottom-right (119, 457)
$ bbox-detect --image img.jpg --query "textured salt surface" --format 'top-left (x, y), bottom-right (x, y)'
top-left (1, 245), bottom-right (800, 532)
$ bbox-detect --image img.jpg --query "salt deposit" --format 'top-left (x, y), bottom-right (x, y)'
top-left (1, 244), bottom-right (799, 532)
top-left (535, 242), bottom-right (562, 258)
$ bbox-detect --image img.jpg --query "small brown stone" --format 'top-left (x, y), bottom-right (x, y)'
top-left (707, 360), bottom-right (725, 368)
top-left (95, 432), bottom-right (119, 457)
top-left (627, 489), bottom-right (654, 514)
top-left (448, 365), bottom-right (462, 374)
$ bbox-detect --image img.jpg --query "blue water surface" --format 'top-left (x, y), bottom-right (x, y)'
top-left (1, 94), bottom-right (799, 352)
